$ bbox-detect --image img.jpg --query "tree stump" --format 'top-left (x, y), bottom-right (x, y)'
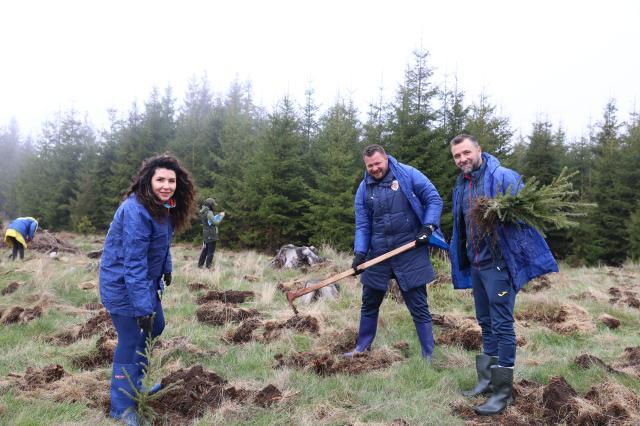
top-left (270, 244), bottom-right (324, 269)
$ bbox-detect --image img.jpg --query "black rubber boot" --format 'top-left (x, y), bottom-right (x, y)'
top-left (462, 354), bottom-right (498, 397)
top-left (474, 366), bottom-right (515, 416)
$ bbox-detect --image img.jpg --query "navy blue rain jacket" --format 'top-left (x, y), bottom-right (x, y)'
top-left (450, 152), bottom-right (558, 290)
top-left (354, 155), bottom-right (444, 291)
top-left (99, 194), bottom-right (173, 317)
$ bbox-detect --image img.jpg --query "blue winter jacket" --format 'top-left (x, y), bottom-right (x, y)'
top-left (450, 152), bottom-right (558, 290)
top-left (354, 155), bottom-right (446, 290)
top-left (99, 194), bottom-right (173, 317)
top-left (8, 217), bottom-right (38, 240)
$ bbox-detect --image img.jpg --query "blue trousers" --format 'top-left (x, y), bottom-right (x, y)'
top-left (361, 284), bottom-right (432, 324)
top-left (471, 265), bottom-right (516, 367)
top-left (109, 301), bottom-right (165, 366)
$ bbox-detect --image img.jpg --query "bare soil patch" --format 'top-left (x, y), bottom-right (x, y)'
top-left (223, 314), bottom-right (320, 343)
top-left (0, 304), bottom-right (43, 325)
top-left (196, 289), bottom-right (255, 304)
top-left (148, 365), bottom-right (281, 423)
top-left (72, 329), bottom-right (117, 369)
top-left (275, 348), bottom-right (404, 376)
top-left (196, 302), bottom-right (260, 326)
top-left (48, 309), bottom-right (113, 345)
top-left (1, 281), bottom-right (20, 295)
top-left (516, 302), bottom-right (596, 334)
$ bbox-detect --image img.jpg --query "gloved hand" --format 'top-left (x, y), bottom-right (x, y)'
top-left (137, 314), bottom-right (154, 336)
top-left (163, 272), bottom-right (172, 286)
top-left (415, 225), bottom-right (434, 246)
top-left (351, 252), bottom-right (366, 275)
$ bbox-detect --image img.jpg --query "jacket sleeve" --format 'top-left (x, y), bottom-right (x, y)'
top-left (496, 166), bottom-right (524, 196)
top-left (354, 182), bottom-right (370, 254)
top-left (27, 220), bottom-right (38, 239)
top-left (210, 211), bottom-right (224, 225)
top-left (411, 168), bottom-right (443, 227)
top-left (122, 203), bottom-right (154, 317)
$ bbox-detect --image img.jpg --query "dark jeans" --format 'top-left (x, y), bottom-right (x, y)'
top-left (471, 264), bottom-right (517, 367)
top-left (198, 241), bottom-right (217, 268)
top-left (9, 237), bottom-right (24, 260)
top-left (361, 284), bottom-right (432, 324)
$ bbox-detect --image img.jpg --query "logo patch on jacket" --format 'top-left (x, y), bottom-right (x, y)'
top-left (498, 291), bottom-right (508, 297)
top-left (391, 180), bottom-right (399, 191)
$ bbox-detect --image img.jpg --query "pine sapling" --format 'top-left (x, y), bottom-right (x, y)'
top-left (470, 168), bottom-right (595, 238)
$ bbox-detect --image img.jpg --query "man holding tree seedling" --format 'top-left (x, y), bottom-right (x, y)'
top-left (347, 144), bottom-right (445, 362)
top-left (449, 134), bottom-right (558, 415)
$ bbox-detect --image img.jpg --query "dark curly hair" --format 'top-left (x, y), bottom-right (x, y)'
top-left (125, 153), bottom-right (197, 233)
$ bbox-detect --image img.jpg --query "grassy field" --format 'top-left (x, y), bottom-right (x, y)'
top-left (0, 233), bottom-right (639, 425)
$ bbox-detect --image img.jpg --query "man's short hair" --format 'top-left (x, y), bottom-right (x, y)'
top-left (363, 144), bottom-right (386, 158)
top-left (450, 134), bottom-right (478, 147)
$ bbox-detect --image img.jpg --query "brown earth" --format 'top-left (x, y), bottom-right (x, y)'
top-left (275, 348), bottom-right (404, 376)
top-left (48, 309), bottom-right (113, 345)
top-left (72, 329), bottom-right (117, 369)
top-left (147, 365), bottom-right (281, 423)
top-left (1, 281), bottom-right (19, 295)
top-left (452, 375), bottom-right (640, 425)
top-left (575, 353), bottom-right (619, 373)
top-left (520, 275), bottom-right (552, 293)
top-left (516, 302), bottom-right (596, 334)
top-left (196, 302), bottom-right (260, 326)
top-left (29, 230), bottom-right (79, 254)
top-left (18, 364), bottom-right (66, 391)
top-left (188, 282), bottom-right (209, 292)
top-left (223, 314), bottom-right (320, 343)
top-left (599, 313), bottom-right (621, 329)
top-left (609, 286), bottom-right (640, 309)
top-left (0, 304), bottom-right (43, 325)
top-left (83, 302), bottom-right (103, 310)
top-left (196, 289), bottom-right (255, 304)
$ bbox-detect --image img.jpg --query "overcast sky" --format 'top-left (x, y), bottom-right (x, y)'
top-left (1, 0), bottom-right (639, 141)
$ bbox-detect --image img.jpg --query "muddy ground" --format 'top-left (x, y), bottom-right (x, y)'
top-left (196, 289), bottom-right (255, 304)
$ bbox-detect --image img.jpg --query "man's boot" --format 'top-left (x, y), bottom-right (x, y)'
top-left (462, 354), bottom-right (498, 397)
top-left (474, 366), bottom-right (515, 416)
top-left (344, 315), bottom-right (377, 357)
top-left (414, 321), bottom-right (435, 362)
top-left (109, 363), bottom-right (138, 425)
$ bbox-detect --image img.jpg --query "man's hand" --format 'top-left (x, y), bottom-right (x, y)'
top-left (137, 314), bottom-right (154, 336)
top-left (351, 252), bottom-right (366, 275)
top-left (163, 272), bottom-right (172, 286)
top-left (415, 225), bottom-right (435, 246)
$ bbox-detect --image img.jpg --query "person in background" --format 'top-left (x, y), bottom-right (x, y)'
top-left (347, 144), bottom-right (445, 362)
top-left (449, 134), bottom-right (558, 416)
top-left (99, 153), bottom-right (196, 424)
top-left (4, 216), bottom-right (38, 260)
top-left (197, 198), bottom-right (225, 269)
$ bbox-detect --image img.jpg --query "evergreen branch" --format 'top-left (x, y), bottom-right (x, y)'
top-left (470, 167), bottom-right (596, 237)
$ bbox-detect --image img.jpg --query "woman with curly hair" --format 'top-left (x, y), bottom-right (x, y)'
top-left (99, 153), bottom-right (196, 424)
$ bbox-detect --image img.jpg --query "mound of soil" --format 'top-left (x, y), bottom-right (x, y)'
top-left (1, 281), bottom-right (19, 295)
top-left (83, 302), bottom-right (103, 310)
top-left (223, 318), bottom-right (263, 343)
top-left (29, 230), bottom-right (79, 254)
top-left (0, 304), bottom-right (43, 325)
top-left (196, 303), bottom-right (260, 326)
top-left (148, 365), bottom-right (281, 423)
top-left (196, 290), bottom-right (255, 304)
top-left (320, 328), bottom-right (358, 355)
top-left (154, 336), bottom-right (219, 358)
top-left (612, 346), bottom-right (640, 376)
top-left (599, 313), bottom-right (621, 329)
top-left (263, 315), bottom-right (320, 341)
top-left (436, 317), bottom-right (482, 351)
top-left (575, 353), bottom-right (618, 373)
top-left (516, 303), bottom-right (596, 334)
top-left (520, 275), bottom-right (552, 293)
top-left (452, 375), bottom-right (640, 425)
top-left (609, 287), bottom-right (640, 309)
top-left (275, 349), bottom-right (403, 376)
top-left (18, 364), bottom-right (66, 390)
top-left (49, 309), bottom-right (113, 345)
top-left (188, 282), bottom-right (209, 292)
top-left (72, 329), bottom-right (117, 369)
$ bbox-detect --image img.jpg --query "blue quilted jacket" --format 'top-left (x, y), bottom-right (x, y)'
top-left (99, 194), bottom-right (173, 317)
top-left (450, 152), bottom-right (558, 290)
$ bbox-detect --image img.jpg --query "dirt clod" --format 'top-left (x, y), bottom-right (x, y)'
top-left (1, 281), bottom-right (19, 295)
top-left (196, 303), bottom-right (260, 326)
top-left (0, 305), bottom-right (43, 325)
top-left (275, 348), bottom-right (403, 376)
top-left (20, 364), bottom-right (66, 390)
top-left (253, 384), bottom-right (282, 407)
top-left (188, 282), bottom-right (208, 292)
top-left (263, 315), bottom-right (320, 341)
top-left (196, 290), bottom-right (255, 304)
top-left (224, 318), bottom-right (263, 343)
top-left (599, 313), bottom-right (621, 329)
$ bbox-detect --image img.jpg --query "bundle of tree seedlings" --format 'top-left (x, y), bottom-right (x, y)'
top-left (470, 168), bottom-right (594, 237)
